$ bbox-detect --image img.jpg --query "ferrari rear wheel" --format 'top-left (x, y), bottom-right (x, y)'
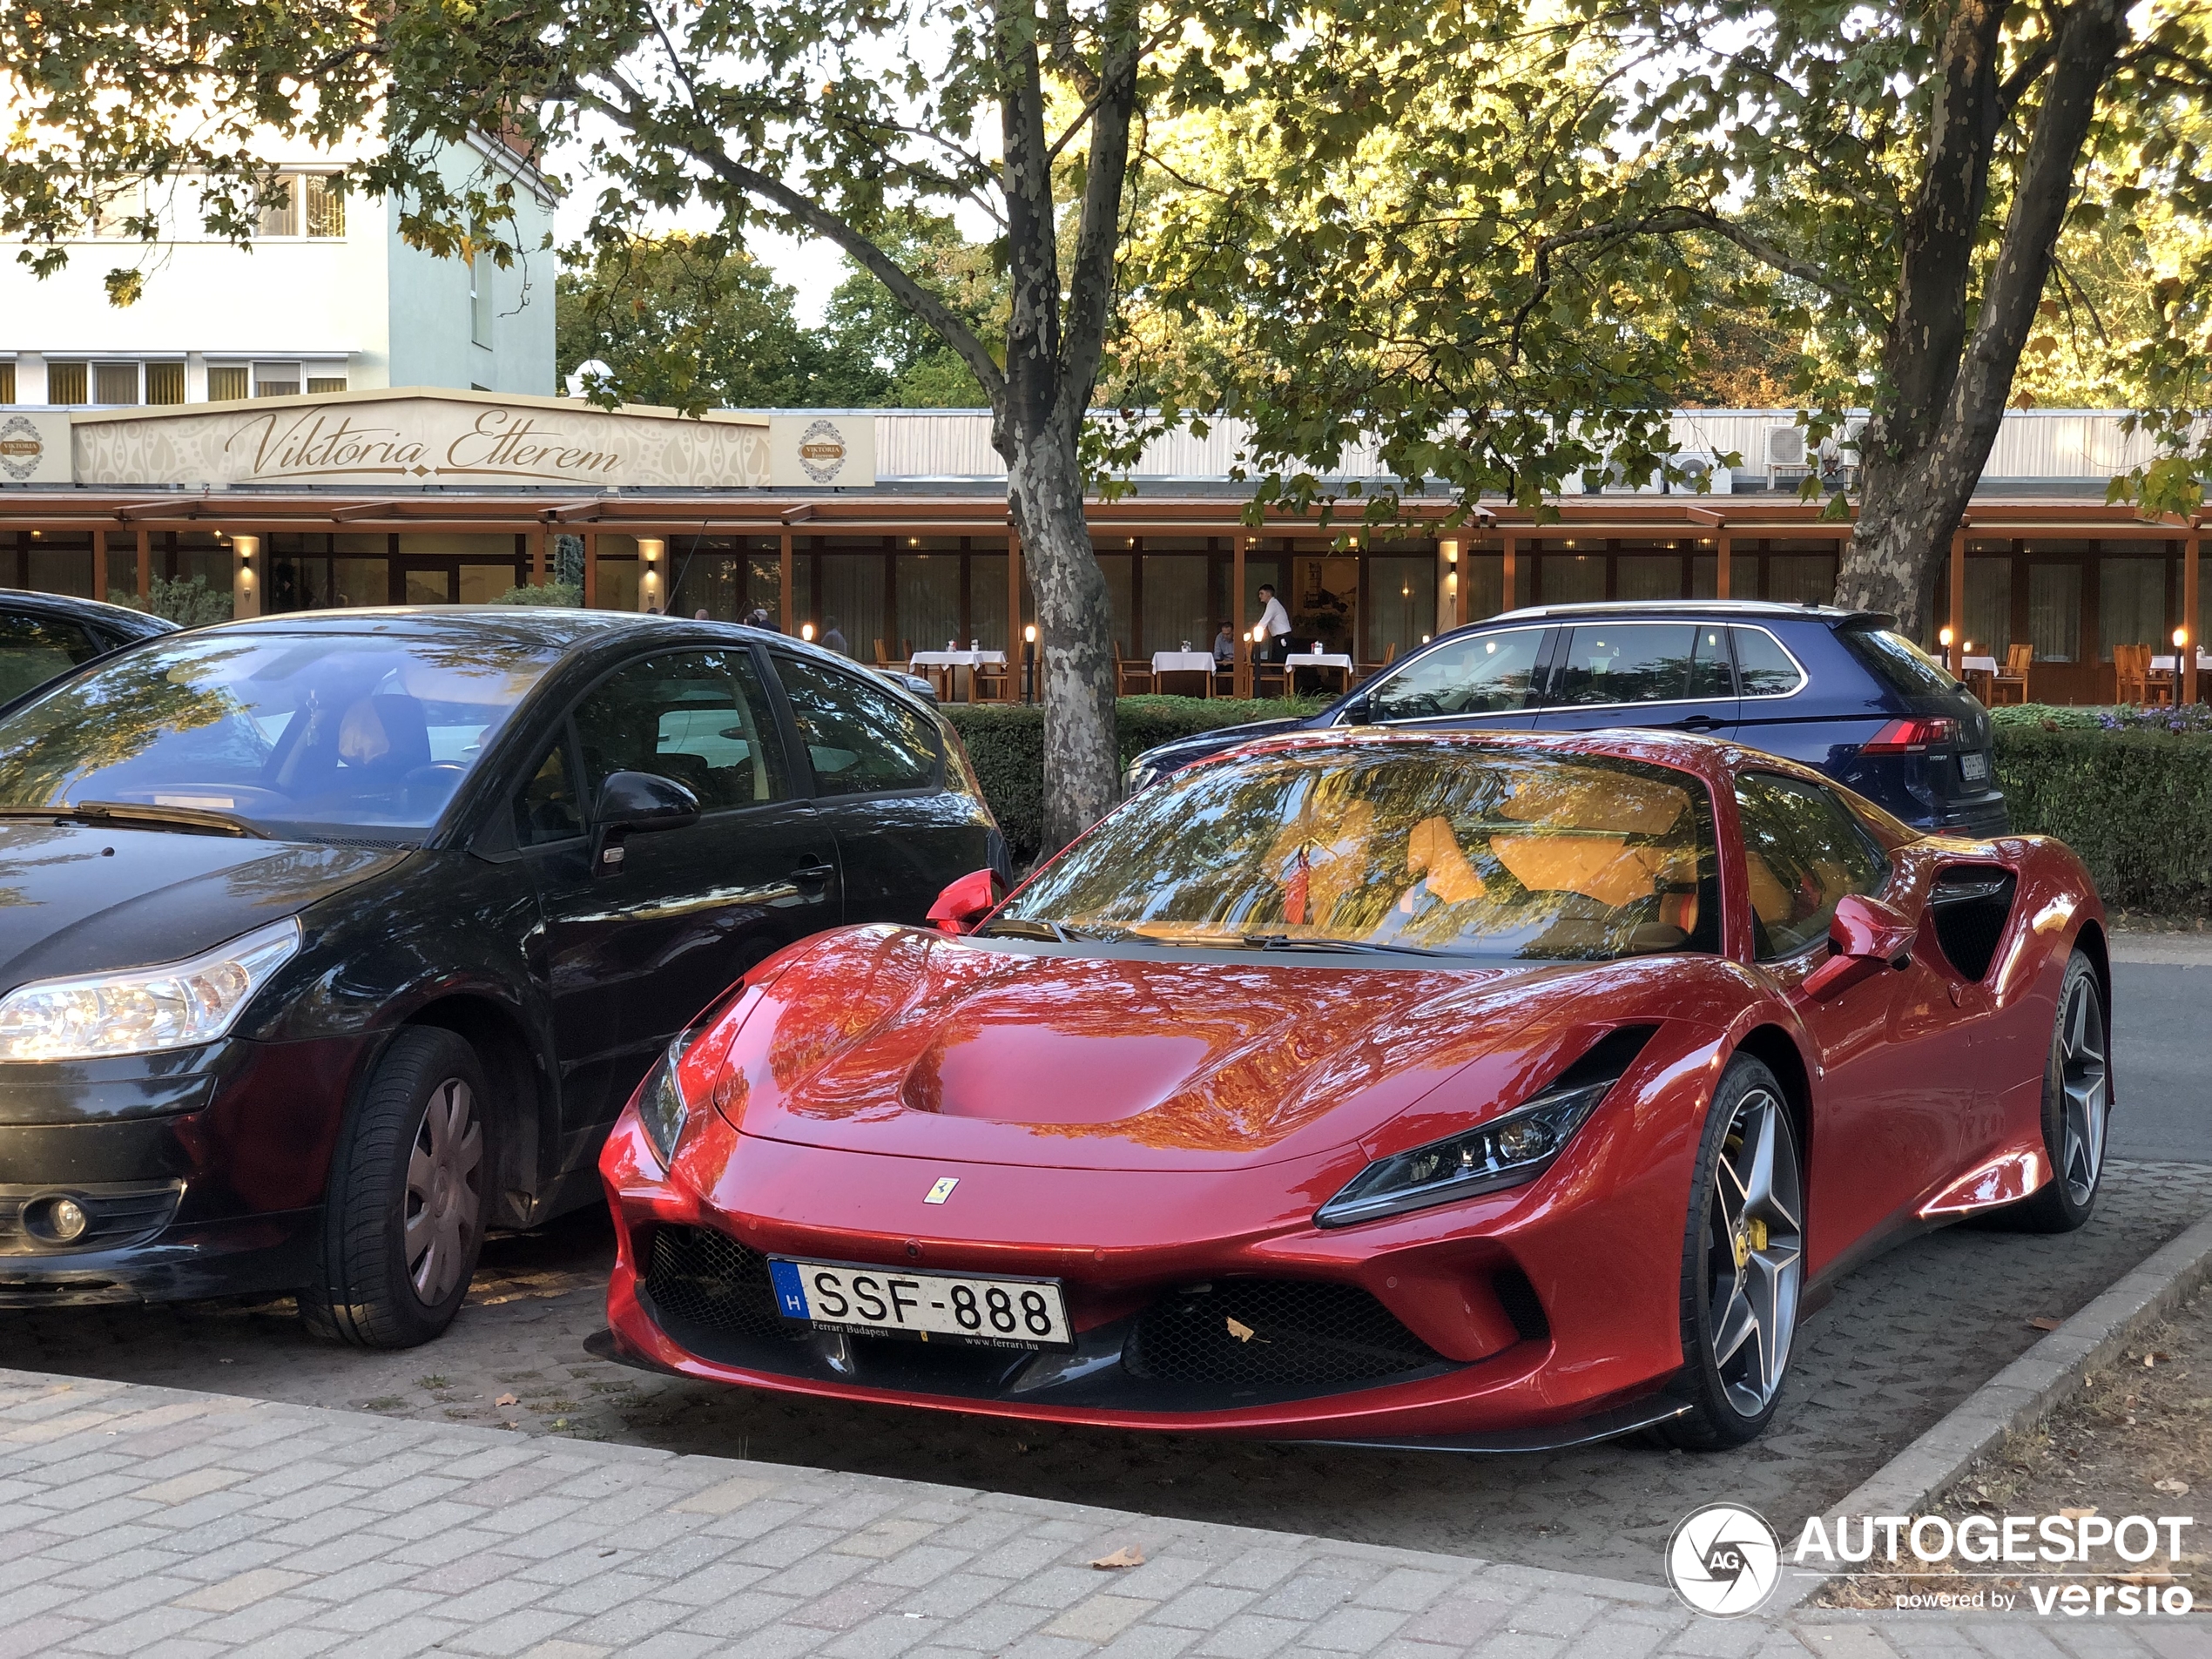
top-left (1991, 950), bottom-right (2107, 1234)
top-left (1660, 1055), bottom-right (1804, 1451)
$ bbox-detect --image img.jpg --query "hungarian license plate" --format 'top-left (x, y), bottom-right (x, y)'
top-left (767, 1258), bottom-right (1075, 1351)
top-left (1960, 750), bottom-right (1991, 783)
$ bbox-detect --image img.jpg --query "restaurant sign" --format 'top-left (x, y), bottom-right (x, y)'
top-left (61, 389), bottom-right (876, 491)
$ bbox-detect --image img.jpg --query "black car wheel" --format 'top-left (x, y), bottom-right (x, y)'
top-left (300, 1028), bottom-right (491, 1349)
top-left (1661, 1055), bottom-right (1804, 1450)
top-left (1986, 950), bottom-right (2107, 1234)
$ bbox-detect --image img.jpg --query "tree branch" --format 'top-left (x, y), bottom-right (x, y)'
top-left (1055, 0), bottom-right (1142, 439)
top-left (1536, 206), bottom-right (1858, 300)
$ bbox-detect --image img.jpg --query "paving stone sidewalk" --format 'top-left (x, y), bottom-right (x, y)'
top-left (3, 1369), bottom-right (2205, 1659)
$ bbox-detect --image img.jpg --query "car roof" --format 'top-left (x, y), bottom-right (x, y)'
top-left (1482, 599), bottom-right (1891, 629)
top-left (0, 586), bottom-right (179, 632)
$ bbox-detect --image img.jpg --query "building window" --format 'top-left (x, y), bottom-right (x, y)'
top-left (302, 174), bottom-right (345, 239)
top-left (46, 362), bottom-right (88, 404)
top-left (256, 175), bottom-right (299, 238)
top-left (145, 362), bottom-right (185, 405)
top-left (306, 376), bottom-right (347, 395)
top-left (254, 362), bottom-right (302, 398)
top-left (2099, 556), bottom-right (2168, 663)
top-left (207, 365), bottom-right (250, 401)
top-left (1765, 553), bottom-right (1837, 604)
top-left (2027, 563), bottom-right (2080, 664)
top-left (93, 362), bottom-right (139, 405)
top-left (470, 253), bottom-right (495, 347)
top-left (0, 362), bottom-right (14, 405)
top-left (1966, 553), bottom-right (2013, 656)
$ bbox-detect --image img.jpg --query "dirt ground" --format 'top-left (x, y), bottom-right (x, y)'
top-left (1817, 1280), bottom-right (2212, 1610)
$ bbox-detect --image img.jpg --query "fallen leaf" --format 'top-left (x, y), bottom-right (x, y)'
top-left (2145, 1352), bottom-right (2171, 1367)
top-left (495, 1393), bottom-right (517, 1406)
top-left (2155, 1478), bottom-right (2191, 1494)
top-left (1089, 1546), bottom-right (1145, 1569)
top-left (1226, 1317), bottom-right (1257, 1343)
top-left (2027, 1316), bottom-right (2063, 1332)
top-left (2061, 1507), bottom-right (2097, 1520)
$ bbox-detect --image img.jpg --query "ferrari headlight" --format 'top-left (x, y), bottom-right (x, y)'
top-left (1315, 1078), bottom-right (1615, 1229)
top-left (637, 1035), bottom-right (695, 1168)
top-left (0, 917), bottom-right (301, 1062)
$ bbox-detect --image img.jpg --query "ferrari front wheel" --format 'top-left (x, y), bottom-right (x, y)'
top-left (1661, 1055), bottom-right (1804, 1450)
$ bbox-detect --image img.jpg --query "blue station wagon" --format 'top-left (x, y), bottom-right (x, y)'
top-left (1125, 600), bottom-right (2006, 836)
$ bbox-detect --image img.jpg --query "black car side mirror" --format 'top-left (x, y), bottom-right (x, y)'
top-left (590, 771), bottom-right (699, 878)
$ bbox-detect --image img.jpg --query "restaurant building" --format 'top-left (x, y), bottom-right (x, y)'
top-left (0, 388), bottom-right (2201, 704)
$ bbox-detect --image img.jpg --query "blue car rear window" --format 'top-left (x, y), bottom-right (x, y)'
top-left (1840, 626), bottom-right (1959, 698)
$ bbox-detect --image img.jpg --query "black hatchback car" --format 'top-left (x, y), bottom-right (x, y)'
top-left (0, 610), bottom-right (1005, 1345)
top-left (0, 588), bottom-right (176, 706)
top-left (1129, 601), bottom-right (2006, 834)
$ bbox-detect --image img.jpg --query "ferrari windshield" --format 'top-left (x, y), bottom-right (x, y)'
top-left (0, 629), bottom-right (563, 840)
top-left (997, 745), bottom-right (1721, 961)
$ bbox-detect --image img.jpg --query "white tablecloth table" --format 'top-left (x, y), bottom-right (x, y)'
top-left (1284, 651), bottom-right (1355, 692)
top-left (1961, 655), bottom-right (1999, 676)
top-left (1150, 651), bottom-right (1218, 696)
top-left (2150, 653), bottom-right (2212, 673)
top-left (908, 650), bottom-right (1007, 702)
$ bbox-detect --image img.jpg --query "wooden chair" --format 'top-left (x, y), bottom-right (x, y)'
top-left (1116, 646), bottom-right (1156, 695)
top-left (971, 656), bottom-right (1015, 702)
top-left (1353, 640), bottom-right (1398, 687)
top-left (873, 638), bottom-right (895, 671)
top-left (2114, 643), bottom-right (2151, 705)
top-left (1991, 643), bottom-right (2032, 705)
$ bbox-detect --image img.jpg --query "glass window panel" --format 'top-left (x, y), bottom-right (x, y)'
top-left (303, 174), bottom-right (345, 238)
top-left (306, 377), bottom-right (347, 395)
top-left (596, 556), bottom-right (639, 613)
top-left (333, 558), bottom-right (387, 607)
top-left (1966, 557), bottom-right (2013, 657)
top-left (457, 563), bottom-right (518, 604)
top-left (271, 556), bottom-right (329, 612)
top-left (206, 365), bottom-right (249, 401)
top-left (399, 534), bottom-right (512, 556)
top-left (0, 362), bottom-right (14, 404)
top-left (256, 175), bottom-right (299, 237)
top-left (172, 533), bottom-right (231, 593)
top-left (970, 552), bottom-right (1009, 654)
top-left (897, 552), bottom-right (963, 656)
top-left (1099, 553), bottom-right (1136, 655)
top-left (1143, 555), bottom-right (1211, 655)
top-left (1553, 623), bottom-right (1730, 705)
top-left (1366, 556), bottom-right (1435, 663)
top-left (745, 553), bottom-right (781, 625)
top-left (27, 545), bottom-right (94, 597)
top-left (1286, 555), bottom-right (1357, 658)
top-left (671, 550), bottom-right (745, 621)
top-left (2099, 556), bottom-right (2168, 663)
top-left (0, 611), bottom-right (101, 702)
top-left (145, 362), bottom-right (185, 405)
top-left (1691, 555), bottom-right (1717, 598)
top-left (46, 362), bottom-right (87, 404)
top-left (254, 361), bottom-right (301, 398)
top-left (1734, 772), bottom-right (1888, 960)
top-left (515, 738), bottom-right (583, 847)
top-left (403, 567), bottom-right (451, 604)
top-left (772, 653), bottom-right (939, 795)
top-left (2027, 564), bottom-right (2080, 663)
top-left (1368, 627), bottom-right (1548, 719)
top-left (1733, 627), bottom-right (1806, 697)
top-left (1764, 554), bottom-right (1836, 604)
top-left (1616, 554), bottom-right (1685, 602)
top-left (93, 363), bottom-right (138, 405)
top-left (574, 649), bottom-right (790, 812)
top-left (1540, 554), bottom-right (1606, 604)
top-left (818, 551), bottom-right (884, 660)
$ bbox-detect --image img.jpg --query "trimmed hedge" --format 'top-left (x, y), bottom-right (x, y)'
top-left (943, 696), bottom-right (1321, 863)
top-left (1994, 725), bottom-right (2212, 916)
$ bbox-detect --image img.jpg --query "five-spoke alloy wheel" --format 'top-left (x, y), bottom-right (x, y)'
top-left (1995, 949), bottom-right (2108, 1233)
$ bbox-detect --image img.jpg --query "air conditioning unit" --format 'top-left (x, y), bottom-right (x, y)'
top-left (1766, 425), bottom-right (1810, 489)
top-left (1668, 450), bottom-right (1731, 495)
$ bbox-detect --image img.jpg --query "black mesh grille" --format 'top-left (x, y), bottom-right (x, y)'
top-left (1125, 1279), bottom-right (1443, 1388)
top-left (0, 1183), bottom-right (184, 1256)
top-left (643, 1225), bottom-right (804, 1345)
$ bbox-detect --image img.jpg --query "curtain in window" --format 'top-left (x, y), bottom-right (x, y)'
top-left (1966, 557), bottom-right (2013, 655)
top-left (1142, 556), bottom-right (1211, 655)
top-left (896, 554), bottom-right (962, 656)
top-left (2099, 556), bottom-right (2168, 663)
top-left (1764, 554), bottom-right (1836, 604)
top-left (2027, 564), bottom-right (2080, 663)
top-left (818, 553), bottom-right (884, 659)
top-left (1367, 556), bottom-right (1435, 661)
top-left (1616, 555), bottom-right (1684, 601)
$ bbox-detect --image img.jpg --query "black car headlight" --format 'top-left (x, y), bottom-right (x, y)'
top-left (637, 1035), bottom-right (697, 1167)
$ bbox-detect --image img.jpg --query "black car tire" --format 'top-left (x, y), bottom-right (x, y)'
top-left (1984, 950), bottom-right (2107, 1235)
top-left (1660, 1055), bottom-right (1805, 1451)
top-left (300, 1027), bottom-right (493, 1349)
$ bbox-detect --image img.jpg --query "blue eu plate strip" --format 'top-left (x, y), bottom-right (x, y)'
top-left (767, 1259), bottom-right (811, 1319)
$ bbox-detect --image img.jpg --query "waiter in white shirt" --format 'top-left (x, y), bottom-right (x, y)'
top-left (1254, 583), bottom-right (1292, 663)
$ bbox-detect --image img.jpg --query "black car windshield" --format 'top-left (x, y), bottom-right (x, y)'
top-left (996, 745), bottom-right (1721, 960)
top-left (0, 630), bottom-right (563, 839)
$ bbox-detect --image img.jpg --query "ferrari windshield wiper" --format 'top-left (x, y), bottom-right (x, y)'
top-left (17, 799), bottom-right (271, 839)
top-left (1240, 934), bottom-right (1463, 959)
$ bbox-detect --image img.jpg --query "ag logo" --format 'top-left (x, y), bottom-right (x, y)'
top-left (0, 415), bottom-right (44, 482)
top-left (1665, 1503), bottom-right (1780, 1617)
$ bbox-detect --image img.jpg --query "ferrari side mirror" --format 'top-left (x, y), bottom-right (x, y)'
top-left (927, 868), bottom-right (1004, 935)
top-left (1802, 893), bottom-right (1916, 998)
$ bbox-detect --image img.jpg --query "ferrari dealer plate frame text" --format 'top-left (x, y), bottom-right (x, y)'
top-left (768, 1257), bottom-right (1076, 1351)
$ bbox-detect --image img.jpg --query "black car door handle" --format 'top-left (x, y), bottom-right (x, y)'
top-left (792, 861), bottom-right (837, 887)
top-left (1671, 715), bottom-right (1725, 731)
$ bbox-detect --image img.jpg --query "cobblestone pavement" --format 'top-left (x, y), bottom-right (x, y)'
top-left (7, 1160), bottom-right (2211, 1592)
top-left (5, 1368), bottom-right (2207, 1659)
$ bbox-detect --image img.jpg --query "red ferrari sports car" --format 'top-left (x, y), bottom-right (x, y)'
top-left (597, 728), bottom-right (2109, 1450)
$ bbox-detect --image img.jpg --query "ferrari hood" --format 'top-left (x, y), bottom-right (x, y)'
top-left (716, 926), bottom-right (1629, 1172)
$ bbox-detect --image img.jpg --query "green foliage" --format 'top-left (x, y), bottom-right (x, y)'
top-left (945, 697), bottom-right (1323, 865)
top-left (1996, 725), bottom-right (2212, 916)
top-left (556, 234), bottom-right (884, 413)
top-left (491, 580), bottom-right (585, 607)
top-left (107, 577), bottom-right (232, 628)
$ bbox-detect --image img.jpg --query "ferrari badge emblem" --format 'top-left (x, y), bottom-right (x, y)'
top-left (923, 1177), bottom-right (959, 1204)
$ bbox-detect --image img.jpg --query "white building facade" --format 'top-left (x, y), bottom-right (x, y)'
top-left (0, 135), bottom-right (556, 410)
